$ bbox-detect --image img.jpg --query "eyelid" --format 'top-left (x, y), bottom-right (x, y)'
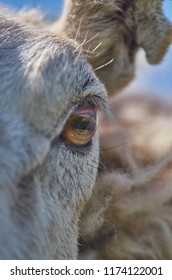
top-left (79, 94), bottom-right (111, 116)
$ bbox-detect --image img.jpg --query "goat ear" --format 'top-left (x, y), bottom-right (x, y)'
top-left (134, 1), bottom-right (172, 64)
top-left (136, 16), bottom-right (171, 64)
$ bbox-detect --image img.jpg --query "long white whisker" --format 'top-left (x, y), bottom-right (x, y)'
top-left (94, 58), bottom-right (115, 71)
top-left (74, 16), bottom-right (83, 42)
top-left (74, 30), bottom-right (89, 52)
top-left (92, 42), bottom-right (102, 53)
top-left (74, 46), bottom-right (83, 64)
top-left (82, 32), bottom-right (100, 46)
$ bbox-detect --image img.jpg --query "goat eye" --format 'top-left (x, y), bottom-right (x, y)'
top-left (61, 104), bottom-right (97, 147)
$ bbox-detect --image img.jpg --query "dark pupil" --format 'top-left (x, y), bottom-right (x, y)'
top-left (72, 119), bottom-right (95, 131)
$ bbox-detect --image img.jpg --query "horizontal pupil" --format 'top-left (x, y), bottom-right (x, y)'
top-left (72, 119), bottom-right (95, 131)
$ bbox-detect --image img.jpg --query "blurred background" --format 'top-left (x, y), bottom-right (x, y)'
top-left (0, 0), bottom-right (64, 18)
top-left (0, 0), bottom-right (171, 98)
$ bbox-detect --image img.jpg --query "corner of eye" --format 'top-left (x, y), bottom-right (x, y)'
top-left (99, 88), bottom-right (111, 116)
top-left (103, 103), bottom-right (115, 124)
top-left (96, 95), bottom-right (113, 122)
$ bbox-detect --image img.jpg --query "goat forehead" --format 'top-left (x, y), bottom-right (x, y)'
top-left (20, 43), bottom-right (106, 134)
top-left (23, 40), bottom-right (101, 104)
top-left (0, 10), bottom-right (101, 101)
top-left (0, 23), bottom-right (106, 135)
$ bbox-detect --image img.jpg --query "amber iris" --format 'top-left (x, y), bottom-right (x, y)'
top-left (61, 104), bottom-right (97, 146)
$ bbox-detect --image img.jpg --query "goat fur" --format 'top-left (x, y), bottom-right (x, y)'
top-left (79, 93), bottom-right (172, 259)
top-left (0, 0), bottom-right (171, 259)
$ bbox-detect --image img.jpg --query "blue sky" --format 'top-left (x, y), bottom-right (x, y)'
top-left (163, 0), bottom-right (172, 21)
top-left (0, 0), bottom-right (64, 18)
top-left (0, 0), bottom-right (171, 96)
top-left (0, 0), bottom-right (171, 21)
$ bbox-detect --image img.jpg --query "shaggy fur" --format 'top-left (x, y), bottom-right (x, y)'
top-left (0, 0), bottom-right (171, 259)
top-left (79, 93), bottom-right (172, 259)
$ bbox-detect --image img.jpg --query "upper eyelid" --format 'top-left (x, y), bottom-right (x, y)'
top-left (83, 95), bottom-right (106, 109)
top-left (78, 75), bottom-right (110, 113)
top-left (81, 95), bottom-right (112, 118)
